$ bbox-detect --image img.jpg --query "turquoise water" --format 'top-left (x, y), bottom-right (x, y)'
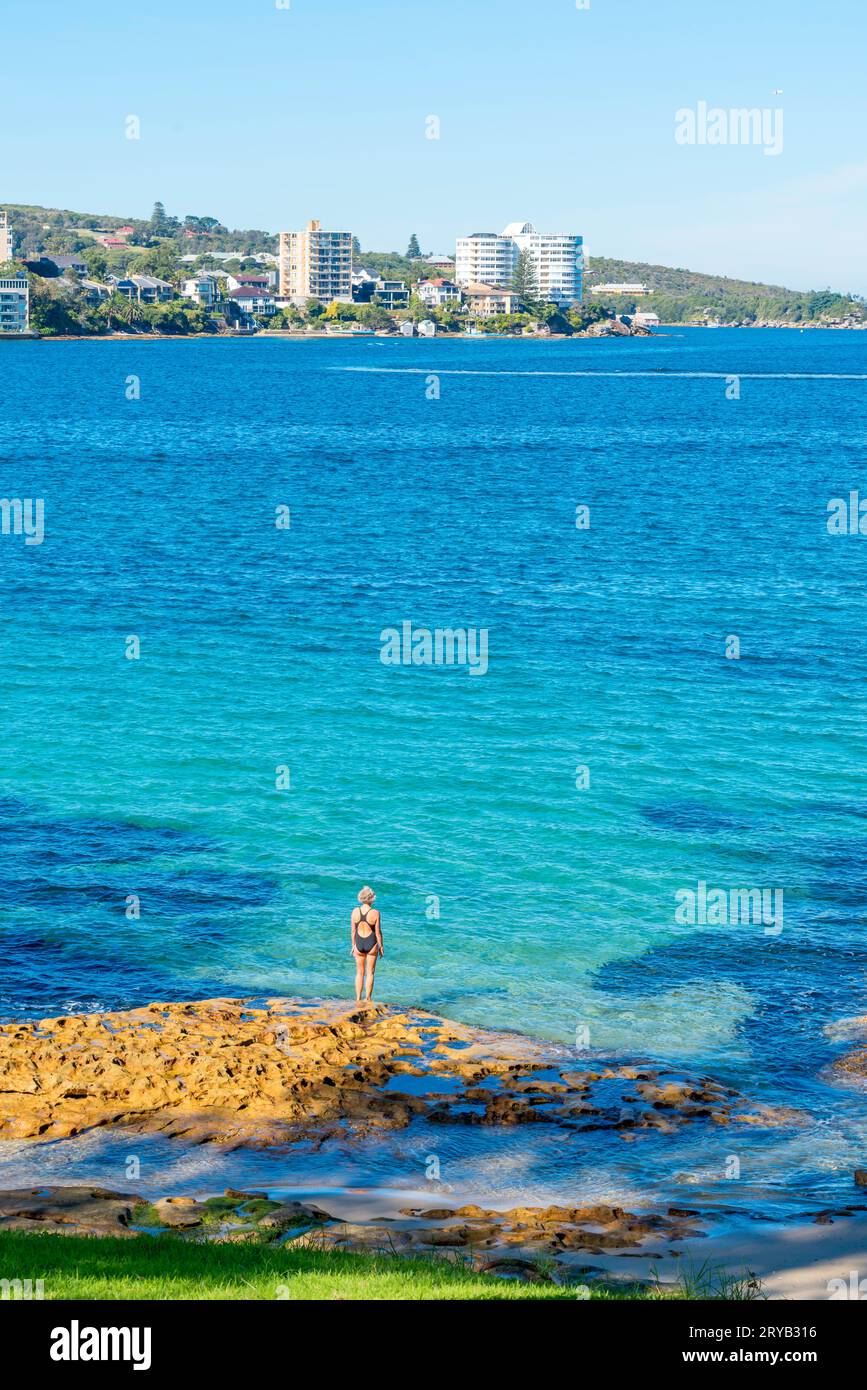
top-left (1, 329), bottom-right (866, 1212)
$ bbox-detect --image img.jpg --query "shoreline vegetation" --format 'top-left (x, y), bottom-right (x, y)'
top-left (0, 1223), bottom-right (761, 1301)
top-left (2, 200), bottom-right (865, 340)
top-left (8, 321), bottom-right (867, 345)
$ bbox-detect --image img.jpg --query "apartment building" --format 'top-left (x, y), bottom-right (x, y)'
top-left (0, 209), bottom-right (13, 262)
top-left (456, 221), bottom-right (584, 305)
top-left (455, 232), bottom-right (516, 290)
top-left (278, 220), bottom-right (353, 303)
top-left (0, 272), bottom-right (30, 333)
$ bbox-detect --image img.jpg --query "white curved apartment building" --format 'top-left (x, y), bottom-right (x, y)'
top-left (455, 221), bottom-right (583, 305)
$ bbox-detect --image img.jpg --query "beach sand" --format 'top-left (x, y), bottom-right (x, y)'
top-left (579, 1214), bottom-right (867, 1300)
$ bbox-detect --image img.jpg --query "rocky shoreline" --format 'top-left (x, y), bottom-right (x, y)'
top-left (0, 1185), bottom-right (707, 1284)
top-left (3, 1184), bottom-right (867, 1293)
top-left (2, 997), bottom-right (865, 1290)
top-left (0, 997), bottom-right (796, 1147)
top-left (18, 321), bottom-right (867, 343)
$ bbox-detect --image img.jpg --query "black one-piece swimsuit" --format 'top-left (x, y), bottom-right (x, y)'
top-left (354, 906), bottom-right (377, 954)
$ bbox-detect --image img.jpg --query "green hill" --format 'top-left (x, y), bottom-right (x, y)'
top-left (585, 256), bottom-right (865, 326)
top-left (3, 203), bottom-right (864, 326)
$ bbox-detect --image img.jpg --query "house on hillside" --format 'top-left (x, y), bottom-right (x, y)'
top-left (462, 283), bottom-right (521, 317)
top-left (589, 282), bottom-right (650, 296)
top-left (180, 274), bottom-right (221, 308)
top-left (109, 274), bottom-right (174, 304)
top-left (45, 254), bottom-right (88, 276)
top-left (226, 285), bottom-right (277, 318)
top-left (225, 272), bottom-right (270, 293)
top-left (80, 279), bottom-right (111, 303)
top-left (417, 277), bottom-right (461, 308)
top-left (374, 279), bottom-right (409, 310)
top-left (351, 268), bottom-right (378, 303)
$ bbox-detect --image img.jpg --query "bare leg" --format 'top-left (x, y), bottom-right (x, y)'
top-left (364, 949), bottom-right (379, 1001)
top-left (354, 954), bottom-right (365, 1003)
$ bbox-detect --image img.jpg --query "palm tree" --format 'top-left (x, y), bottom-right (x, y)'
top-left (102, 292), bottom-right (138, 331)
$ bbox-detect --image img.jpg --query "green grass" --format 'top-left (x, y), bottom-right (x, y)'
top-left (0, 1230), bottom-right (765, 1301)
top-left (652, 1257), bottom-right (765, 1301)
top-left (0, 1229), bottom-right (666, 1301)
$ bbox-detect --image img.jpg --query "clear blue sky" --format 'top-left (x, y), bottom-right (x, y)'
top-left (4, 0), bottom-right (866, 292)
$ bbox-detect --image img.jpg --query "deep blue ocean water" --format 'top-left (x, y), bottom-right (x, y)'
top-left (1, 328), bottom-right (866, 1214)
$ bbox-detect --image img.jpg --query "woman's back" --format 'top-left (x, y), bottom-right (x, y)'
top-left (351, 886), bottom-right (382, 1002)
top-left (353, 905), bottom-right (379, 936)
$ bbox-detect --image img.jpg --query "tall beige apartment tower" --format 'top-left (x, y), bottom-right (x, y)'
top-left (278, 220), bottom-right (352, 303)
top-left (0, 210), bottom-right (13, 262)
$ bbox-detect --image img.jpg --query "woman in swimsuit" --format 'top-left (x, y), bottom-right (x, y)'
top-left (351, 886), bottom-right (384, 1003)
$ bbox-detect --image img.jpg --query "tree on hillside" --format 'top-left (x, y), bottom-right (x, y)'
top-left (406, 293), bottom-right (430, 322)
top-left (29, 274), bottom-right (101, 336)
top-left (83, 247), bottom-right (109, 282)
top-left (406, 233), bottom-right (421, 259)
top-left (566, 302), bottom-right (609, 333)
top-left (42, 230), bottom-right (90, 255)
top-left (150, 201), bottom-right (168, 230)
top-left (352, 236), bottom-right (362, 257)
top-left (99, 292), bottom-right (140, 331)
top-left (511, 249), bottom-right (542, 312)
top-left (357, 302), bottom-right (394, 331)
top-left (128, 242), bottom-right (180, 284)
top-left (184, 215), bottom-right (222, 235)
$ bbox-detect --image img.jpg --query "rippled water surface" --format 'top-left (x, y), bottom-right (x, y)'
top-left (1, 329), bottom-right (866, 1213)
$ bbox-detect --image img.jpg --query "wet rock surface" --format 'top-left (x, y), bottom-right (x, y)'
top-left (0, 1184), bottom-right (702, 1280)
top-left (0, 1186), bottom-right (140, 1237)
top-left (0, 1186), bottom-right (332, 1239)
top-left (834, 1019), bottom-right (867, 1082)
top-left (0, 997), bottom-right (794, 1148)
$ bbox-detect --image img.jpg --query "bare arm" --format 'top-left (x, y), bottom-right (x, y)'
top-left (374, 910), bottom-right (384, 956)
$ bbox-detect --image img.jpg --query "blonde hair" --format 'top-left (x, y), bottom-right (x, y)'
top-left (357, 886), bottom-right (376, 904)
